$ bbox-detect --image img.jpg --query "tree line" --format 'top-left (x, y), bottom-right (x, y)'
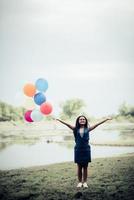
top-left (0, 100), bottom-right (134, 122)
top-left (0, 101), bottom-right (25, 121)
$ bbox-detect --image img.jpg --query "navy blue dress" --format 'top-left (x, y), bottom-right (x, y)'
top-left (73, 127), bottom-right (91, 165)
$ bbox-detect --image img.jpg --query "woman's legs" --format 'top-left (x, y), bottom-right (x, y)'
top-left (76, 163), bottom-right (89, 187)
top-left (83, 165), bottom-right (88, 182)
top-left (77, 164), bottom-right (88, 182)
top-left (77, 164), bottom-right (82, 182)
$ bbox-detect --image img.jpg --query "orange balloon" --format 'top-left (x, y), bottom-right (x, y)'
top-left (23, 83), bottom-right (36, 97)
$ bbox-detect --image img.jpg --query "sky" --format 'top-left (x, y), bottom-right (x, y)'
top-left (0, 0), bottom-right (134, 117)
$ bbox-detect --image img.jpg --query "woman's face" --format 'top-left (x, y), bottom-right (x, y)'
top-left (78, 116), bottom-right (86, 125)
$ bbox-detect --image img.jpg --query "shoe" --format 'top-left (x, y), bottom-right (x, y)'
top-left (83, 182), bottom-right (88, 188)
top-left (77, 182), bottom-right (83, 188)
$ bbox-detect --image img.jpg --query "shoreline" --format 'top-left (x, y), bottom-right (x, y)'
top-left (14, 152), bottom-right (134, 171)
top-left (90, 143), bottom-right (134, 146)
top-left (0, 152), bottom-right (134, 172)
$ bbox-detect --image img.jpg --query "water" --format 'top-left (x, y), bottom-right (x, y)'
top-left (0, 141), bottom-right (134, 170)
top-left (0, 128), bottom-right (134, 170)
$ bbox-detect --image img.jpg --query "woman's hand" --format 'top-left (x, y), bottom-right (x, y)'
top-left (106, 117), bottom-right (112, 121)
top-left (52, 118), bottom-right (61, 122)
top-left (52, 117), bottom-right (57, 121)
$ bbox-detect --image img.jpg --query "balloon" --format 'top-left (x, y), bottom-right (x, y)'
top-left (40, 102), bottom-right (53, 115)
top-left (24, 110), bottom-right (33, 122)
top-left (23, 98), bottom-right (36, 110)
top-left (34, 92), bottom-right (46, 105)
top-left (31, 109), bottom-right (43, 122)
top-left (35, 78), bottom-right (48, 92)
top-left (23, 83), bottom-right (36, 97)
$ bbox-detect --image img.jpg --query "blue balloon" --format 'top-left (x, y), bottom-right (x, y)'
top-left (35, 78), bottom-right (48, 92)
top-left (34, 92), bottom-right (46, 105)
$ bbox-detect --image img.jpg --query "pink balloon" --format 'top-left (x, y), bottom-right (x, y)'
top-left (40, 102), bottom-right (53, 115)
top-left (24, 110), bottom-right (33, 122)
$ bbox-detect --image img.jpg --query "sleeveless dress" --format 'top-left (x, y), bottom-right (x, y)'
top-left (73, 127), bottom-right (91, 165)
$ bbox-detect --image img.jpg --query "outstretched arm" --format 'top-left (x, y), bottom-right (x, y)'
top-left (89, 117), bottom-right (112, 132)
top-left (56, 119), bottom-right (75, 130)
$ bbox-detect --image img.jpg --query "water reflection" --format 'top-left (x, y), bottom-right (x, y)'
top-left (63, 135), bottom-right (74, 141)
top-left (90, 129), bottom-right (134, 146)
top-left (0, 129), bottom-right (134, 170)
top-left (0, 129), bottom-right (134, 150)
top-left (0, 141), bottom-right (134, 170)
top-left (0, 142), bottom-right (73, 170)
top-left (119, 129), bottom-right (134, 140)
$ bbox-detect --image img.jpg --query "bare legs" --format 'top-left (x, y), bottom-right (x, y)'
top-left (83, 165), bottom-right (88, 182)
top-left (77, 164), bottom-right (88, 183)
top-left (77, 164), bottom-right (82, 182)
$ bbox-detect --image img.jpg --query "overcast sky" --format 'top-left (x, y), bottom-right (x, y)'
top-left (0, 0), bottom-right (134, 117)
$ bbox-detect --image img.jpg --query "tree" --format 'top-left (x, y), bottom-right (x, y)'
top-left (59, 98), bottom-right (86, 119)
top-left (119, 102), bottom-right (129, 116)
top-left (119, 102), bottom-right (134, 117)
top-left (0, 101), bottom-right (26, 121)
top-left (0, 101), bottom-right (11, 121)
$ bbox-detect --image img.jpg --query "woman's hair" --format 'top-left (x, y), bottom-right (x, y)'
top-left (73, 115), bottom-right (89, 138)
top-left (75, 115), bottom-right (88, 129)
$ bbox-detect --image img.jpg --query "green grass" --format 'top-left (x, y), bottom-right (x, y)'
top-left (0, 154), bottom-right (134, 200)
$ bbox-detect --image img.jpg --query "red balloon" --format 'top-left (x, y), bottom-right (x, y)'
top-left (24, 110), bottom-right (33, 122)
top-left (40, 102), bottom-right (53, 115)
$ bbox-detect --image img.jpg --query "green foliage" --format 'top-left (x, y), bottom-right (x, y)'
top-left (0, 101), bottom-right (25, 121)
top-left (118, 102), bottom-right (134, 117)
top-left (44, 115), bottom-right (55, 121)
top-left (59, 98), bottom-right (86, 120)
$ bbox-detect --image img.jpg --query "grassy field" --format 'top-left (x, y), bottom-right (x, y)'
top-left (0, 154), bottom-right (134, 200)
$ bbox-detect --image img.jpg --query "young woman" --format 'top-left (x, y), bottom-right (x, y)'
top-left (56, 115), bottom-right (112, 188)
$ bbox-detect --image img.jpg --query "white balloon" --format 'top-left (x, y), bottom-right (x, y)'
top-left (31, 109), bottom-right (43, 122)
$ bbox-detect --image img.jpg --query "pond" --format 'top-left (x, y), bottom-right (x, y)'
top-left (0, 128), bottom-right (134, 170)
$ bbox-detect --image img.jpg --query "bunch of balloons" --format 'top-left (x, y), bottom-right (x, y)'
top-left (23, 78), bottom-right (53, 122)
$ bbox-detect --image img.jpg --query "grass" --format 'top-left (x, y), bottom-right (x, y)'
top-left (0, 154), bottom-right (134, 200)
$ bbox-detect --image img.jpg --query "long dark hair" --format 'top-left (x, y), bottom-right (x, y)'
top-left (73, 115), bottom-right (88, 136)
